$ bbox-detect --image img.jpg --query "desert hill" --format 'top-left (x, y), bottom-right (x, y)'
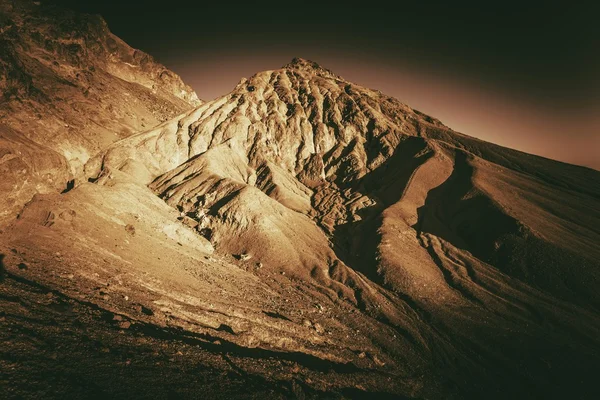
top-left (1, 4), bottom-right (600, 399)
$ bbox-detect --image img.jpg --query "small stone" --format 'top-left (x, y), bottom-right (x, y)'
top-left (236, 253), bottom-right (251, 261)
top-left (118, 321), bottom-right (131, 329)
top-left (125, 224), bottom-right (136, 236)
top-left (372, 355), bottom-right (385, 366)
top-left (313, 323), bottom-right (325, 334)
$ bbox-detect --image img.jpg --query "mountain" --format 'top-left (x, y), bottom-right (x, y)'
top-left (0, 0), bottom-right (200, 225)
top-left (88, 56), bottom-right (600, 309)
top-left (1, 5), bottom-right (600, 399)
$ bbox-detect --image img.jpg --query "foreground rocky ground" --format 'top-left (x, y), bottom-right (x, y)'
top-left (1, 265), bottom-right (411, 399)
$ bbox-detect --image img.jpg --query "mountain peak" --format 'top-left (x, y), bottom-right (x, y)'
top-left (283, 57), bottom-right (337, 77)
top-left (284, 57), bottom-right (320, 68)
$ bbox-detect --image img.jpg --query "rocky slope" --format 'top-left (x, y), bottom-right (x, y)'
top-left (90, 56), bottom-right (600, 309)
top-left (0, 0), bottom-right (200, 225)
top-left (1, 10), bottom-right (600, 399)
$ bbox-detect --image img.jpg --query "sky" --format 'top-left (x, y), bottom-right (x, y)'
top-left (46, 0), bottom-right (599, 170)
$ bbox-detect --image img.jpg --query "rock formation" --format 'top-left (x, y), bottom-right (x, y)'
top-left (1, 4), bottom-right (600, 399)
top-left (0, 0), bottom-right (200, 224)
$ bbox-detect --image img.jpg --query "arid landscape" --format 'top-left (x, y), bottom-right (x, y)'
top-left (1, 1), bottom-right (599, 399)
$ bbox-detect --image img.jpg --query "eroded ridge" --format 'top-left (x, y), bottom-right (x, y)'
top-left (3, 55), bottom-right (600, 399)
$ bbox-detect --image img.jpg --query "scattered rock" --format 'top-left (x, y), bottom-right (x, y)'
top-left (313, 323), bottom-right (325, 334)
top-left (118, 321), bottom-right (131, 329)
top-left (125, 224), bottom-right (136, 236)
top-left (372, 354), bottom-right (385, 367)
top-left (235, 253), bottom-right (252, 261)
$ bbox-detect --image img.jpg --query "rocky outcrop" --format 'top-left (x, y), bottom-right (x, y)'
top-left (0, 0), bottom-right (200, 225)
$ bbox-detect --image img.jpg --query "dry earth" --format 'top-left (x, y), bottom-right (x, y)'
top-left (1, 2), bottom-right (600, 399)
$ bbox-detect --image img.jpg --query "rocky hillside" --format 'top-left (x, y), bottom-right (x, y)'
top-left (91, 57), bottom-right (600, 310)
top-left (1, 11), bottom-right (600, 399)
top-left (0, 0), bottom-right (200, 224)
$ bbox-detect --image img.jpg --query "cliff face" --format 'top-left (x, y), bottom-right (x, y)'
top-left (0, 0), bottom-right (200, 224)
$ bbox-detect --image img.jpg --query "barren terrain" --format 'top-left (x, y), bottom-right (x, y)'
top-left (1, 2), bottom-right (600, 399)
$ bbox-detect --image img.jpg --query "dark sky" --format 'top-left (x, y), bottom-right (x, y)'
top-left (46, 0), bottom-right (599, 169)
